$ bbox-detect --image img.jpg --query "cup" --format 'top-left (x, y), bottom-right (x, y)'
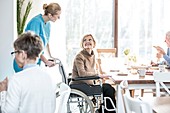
top-left (137, 69), bottom-right (146, 77)
top-left (158, 65), bottom-right (165, 72)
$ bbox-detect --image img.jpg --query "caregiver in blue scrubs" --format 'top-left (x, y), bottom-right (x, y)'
top-left (14, 3), bottom-right (61, 72)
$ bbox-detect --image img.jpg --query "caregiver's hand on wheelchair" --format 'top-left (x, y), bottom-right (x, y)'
top-left (45, 57), bottom-right (60, 67)
top-left (45, 58), bottom-right (59, 67)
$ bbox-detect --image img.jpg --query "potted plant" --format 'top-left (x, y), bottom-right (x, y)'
top-left (17, 0), bottom-right (32, 35)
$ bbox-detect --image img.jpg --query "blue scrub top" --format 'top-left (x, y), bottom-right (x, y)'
top-left (13, 14), bottom-right (51, 72)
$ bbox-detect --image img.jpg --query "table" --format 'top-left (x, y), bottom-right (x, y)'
top-left (112, 73), bottom-right (155, 113)
top-left (104, 57), bottom-right (170, 113)
top-left (109, 69), bottom-right (170, 113)
top-left (141, 96), bottom-right (170, 113)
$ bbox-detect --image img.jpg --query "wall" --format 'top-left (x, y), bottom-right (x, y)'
top-left (0, 0), bottom-right (66, 82)
top-left (0, 0), bottom-right (17, 80)
top-left (24, 0), bottom-right (67, 83)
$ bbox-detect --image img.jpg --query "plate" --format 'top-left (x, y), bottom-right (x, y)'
top-left (117, 73), bottom-right (128, 76)
top-left (131, 65), bottom-right (150, 69)
top-left (110, 69), bottom-right (120, 72)
top-left (150, 67), bottom-right (159, 70)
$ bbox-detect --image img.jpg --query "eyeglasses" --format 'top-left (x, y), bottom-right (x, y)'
top-left (11, 50), bottom-right (22, 55)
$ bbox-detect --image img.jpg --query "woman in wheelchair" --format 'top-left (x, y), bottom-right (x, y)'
top-left (70, 34), bottom-right (116, 113)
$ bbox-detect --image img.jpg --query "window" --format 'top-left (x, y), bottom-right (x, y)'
top-left (118, 0), bottom-right (170, 61)
top-left (62, 0), bottom-right (114, 70)
top-left (50, 0), bottom-right (170, 71)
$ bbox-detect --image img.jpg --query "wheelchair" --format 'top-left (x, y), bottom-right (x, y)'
top-left (55, 58), bottom-right (116, 113)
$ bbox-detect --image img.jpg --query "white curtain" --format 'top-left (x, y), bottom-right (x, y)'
top-left (118, 0), bottom-right (170, 62)
top-left (27, 0), bottom-right (170, 71)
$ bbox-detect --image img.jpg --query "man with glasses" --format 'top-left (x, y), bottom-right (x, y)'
top-left (152, 31), bottom-right (170, 68)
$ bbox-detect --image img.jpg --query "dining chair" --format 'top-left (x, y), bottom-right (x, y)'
top-left (121, 80), bottom-right (153, 113)
top-left (120, 80), bottom-right (130, 113)
top-left (96, 48), bottom-right (116, 84)
top-left (123, 94), bottom-right (153, 113)
top-left (96, 48), bottom-right (116, 74)
top-left (153, 72), bottom-right (170, 97)
top-left (96, 48), bottom-right (117, 58)
top-left (56, 82), bottom-right (71, 113)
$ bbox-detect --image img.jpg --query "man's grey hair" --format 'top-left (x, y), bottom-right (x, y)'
top-left (166, 31), bottom-right (170, 38)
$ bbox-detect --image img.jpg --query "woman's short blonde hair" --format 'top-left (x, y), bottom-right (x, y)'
top-left (80, 34), bottom-right (96, 48)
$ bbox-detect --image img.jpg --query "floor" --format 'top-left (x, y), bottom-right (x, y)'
top-left (133, 89), bottom-right (154, 98)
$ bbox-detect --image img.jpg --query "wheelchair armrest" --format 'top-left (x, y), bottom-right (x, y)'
top-left (72, 75), bottom-right (100, 81)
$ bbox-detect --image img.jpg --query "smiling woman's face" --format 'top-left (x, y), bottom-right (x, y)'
top-left (49, 11), bottom-right (61, 22)
top-left (82, 35), bottom-right (95, 49)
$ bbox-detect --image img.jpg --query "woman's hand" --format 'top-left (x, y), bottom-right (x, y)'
top-left (45, 60), bottom-right (56, 67)
top-left (154, 46), bottom-right (166, 55)
top-left (0, 77), bottom-right (8, 92)
top-left (99, 74), bottom-right (111, 79)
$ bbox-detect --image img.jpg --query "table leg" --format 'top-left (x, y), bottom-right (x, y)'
top-left (141, 89), bottom-right (144, 97)
top-left (130, 89), bottom-right (135, 97)
top-left (130, 89), bottom-right (144, 97)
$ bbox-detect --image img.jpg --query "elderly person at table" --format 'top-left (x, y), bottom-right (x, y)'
top-left (70, 34), bottom-right (116, 113)
top-left (151, 31), bottom-right (170, 68)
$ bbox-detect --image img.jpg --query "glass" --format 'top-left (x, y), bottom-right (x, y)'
top-left (159, 65), bottom-right (165, 72)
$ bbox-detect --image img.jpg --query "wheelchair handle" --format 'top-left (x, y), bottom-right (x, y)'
top-left (45, 58), bottom-right (61, 66)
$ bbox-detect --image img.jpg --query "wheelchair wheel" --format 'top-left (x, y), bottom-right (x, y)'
top-left (67, 89), bottom-right (94, 113)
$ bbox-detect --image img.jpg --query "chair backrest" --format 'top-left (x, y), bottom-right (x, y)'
top-left (153, 72), bottom-right (170, 97)
top-left (123, 94), bottom-right (153, 113)
top-left (120, 80), bottom-right (153, 113)
top-left (119, 80), bottom-right (130, 113)
top-left (96, 48), bottom-right (117, 74)
top-left (97, 48), bottom-right (117, 58)
top-left (56, 82), bottom-right (71, 113)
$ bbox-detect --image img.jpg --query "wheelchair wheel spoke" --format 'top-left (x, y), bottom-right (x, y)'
top-left (67, 89), bottom-right (94, 113)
